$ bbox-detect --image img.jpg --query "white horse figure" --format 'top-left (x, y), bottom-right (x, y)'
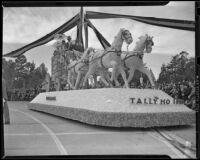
top-left (82, 28), bottom-right (133, 88)
top-left (67, 49), bottom-right (112, 90)
top-left (120, 34), bottom-right (155, 87)
top-left (67, 47), bottom-right (95, 90)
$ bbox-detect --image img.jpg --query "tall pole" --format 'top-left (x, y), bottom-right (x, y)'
top-left (79, 6), bottom-right (84, 50)
top-left (84, 8), bottom-right (88, 49)
top-left (80, 6), bottom-right (84, 29)
top-left (80, 6), bottom-right (88, 50)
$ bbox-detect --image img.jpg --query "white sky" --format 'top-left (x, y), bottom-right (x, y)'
top-left (2, 1), bottom-right (195, 79)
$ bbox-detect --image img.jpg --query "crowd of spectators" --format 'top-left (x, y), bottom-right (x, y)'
top-left (157, 80), bottom-right (196, 111)
top-left (7, 87), bottom-right (44, 101)
top-left (127, 79), bottom-right (196, 111)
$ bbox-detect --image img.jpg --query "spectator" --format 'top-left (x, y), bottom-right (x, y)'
top-left (188, 82), bottom-right (195, 99)
top-left (2, 69), bottom-right (10, 124)
top-left (157, 80), bottom-right (196, 111)
top-left (186, 81), bottom-right (196, 110)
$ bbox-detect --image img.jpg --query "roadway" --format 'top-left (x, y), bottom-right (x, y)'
top-left (3, 101), bottom-right (197, 158)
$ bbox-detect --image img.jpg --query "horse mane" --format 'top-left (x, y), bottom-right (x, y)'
top-left (133, 34), bottom-right (148, 53)
top-left (111, 28), bottom-right (124, 48)
top-left (136, 35), bottom-right (147, 45)
top-left (80, 47), bottom-right (94, 61)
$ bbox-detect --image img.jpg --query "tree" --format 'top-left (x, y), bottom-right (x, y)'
top-left (14, 55), bottom-right (36, 89)
top-left (185, 57), bottom-right (195, 82)
top-left (2, 56), bottom-right (48, 93)
top-left (157, 51), bottom-right (195, 84)
top-left (2, 58), bottom-right (16, 89)
top-left (27, 63), bottom-right (47, 89)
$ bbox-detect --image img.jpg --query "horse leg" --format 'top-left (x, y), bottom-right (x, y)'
top-left (110, 61), bottom-right (121, 87)
top-left (78, 74), bottom-right (84, 89)
top-left (99, 71), bottom-right (110, 87)
top-left (127, 68), bottom-right (135, 85)
top-left (110, 61), bottom-right (117, 82)
top-left (92, 75), bottom-right (97, 88)
top-left (107, 72), bottom-right (115, 87)
top-left (119, 65), bottom-right (129, 88)
top-left (137, 67), bottom-right (155, 88)
top-left (100, 71), bottom-right (113, 87)
top-left (71, 77), bottom-right (75, 89)
top-left (74, 71), bottom-right (82, 90)
top-left (82, 68), bottom-right (93, 89)
top-left (113, 72), bottom-right (121, 87)
top-left (67, 71), bottom-right (75, 89)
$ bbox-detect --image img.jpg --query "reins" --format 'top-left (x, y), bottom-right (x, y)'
top-left (123, 37), bottom-right (150, 67)
top-left (88, 48), bottom-right (121, 69)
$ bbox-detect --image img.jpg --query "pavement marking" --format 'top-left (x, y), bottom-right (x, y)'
top-left (148, 130), bottom-right (187, 159)
top-left (158, 129), bottom-right (195, 148)
top-left (4, 131), bottom-right (144, 136)
top-left (10, 109), bottom-right (68, 155)
top-left (155, 129), bottom-right (196, 158)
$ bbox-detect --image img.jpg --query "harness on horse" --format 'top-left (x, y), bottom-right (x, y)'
top-left (90, 47), bottom-right (121, 70)
top-left (67, 62), bottom-right (79, 73)
top-left (78, 59), bottom-right (90, 72)
top-left (67, 59), bottom-right (89, 73)
top-left (123, 51), bottom-right (144, 70)
top-left (122, 37), bottom-right (152, 70)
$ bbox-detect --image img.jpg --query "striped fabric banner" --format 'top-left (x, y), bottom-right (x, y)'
top-left (76, 20), bottom-right (84, 52)
top-left (75, 7), bottom-right (84, 52)
top-left (85, 18), bottom-right (111, 49)
top-left (3, 14), bottom-right (80, 58)
top-left (4, 10), bottom-right (195, 58)
top-left (86, 11), bottom-right (195, 32)
top-left (84, 21), bottom-right (89, 49)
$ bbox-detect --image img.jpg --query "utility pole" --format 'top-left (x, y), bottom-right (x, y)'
top-left (79, 6), bottom-right (84, 51)
top-left (82, 7), bottom-right (88, 49)
top-left (80, 6), bottom-right (88, 50)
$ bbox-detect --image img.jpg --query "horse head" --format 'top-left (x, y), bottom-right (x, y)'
top-left (81, 47), bottom-right (95, 63)
top-left (112, 28), bottom-right (133, 50)
top-left (120, 28), bottom-right (133, 45)
top-left (145, 34), bottom-right (154, 53)
top-left (133, 34), bottom-right (154, 55)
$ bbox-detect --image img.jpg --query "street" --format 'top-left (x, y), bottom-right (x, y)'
top-left (3, 101), bottom-right (196, 158)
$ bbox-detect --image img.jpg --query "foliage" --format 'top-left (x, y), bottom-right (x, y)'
top-left (2, 58), bottom-right (16, 89)
top-left (14, 55), bottom-right (34, 88)
top-left (27, 63), bottom-right (47, 88)
top-left (2, 55), bottom-right (47, 90)
top-left (157, 51), bottom-right (195, 84)
top-left (2, 50), bottom-right (195, 90)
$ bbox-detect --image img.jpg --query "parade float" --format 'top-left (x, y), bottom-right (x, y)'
top-left (4, 8), bottom-right (196, 128)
